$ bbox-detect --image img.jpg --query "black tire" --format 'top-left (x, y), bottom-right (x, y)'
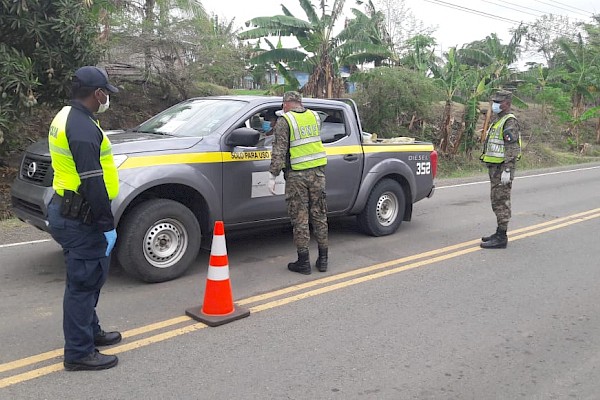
top-left (116, 198), bottom-right (201, 283)
top-left (357, 179), bottom-right (406, 237)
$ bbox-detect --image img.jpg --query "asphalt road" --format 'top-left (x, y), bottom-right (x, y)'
top-left (1, 163), bottom-right (600, 399)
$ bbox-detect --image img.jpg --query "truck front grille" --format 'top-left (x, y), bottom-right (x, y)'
top-left (20, 154), bottom-right (53, 186)
top-left (11, 196), bottom-right (45, 218)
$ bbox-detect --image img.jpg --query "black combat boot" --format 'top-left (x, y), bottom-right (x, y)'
top-left (481, 227), bottom-right (501, 242)
top-left (288, 249), bottom-right (311, 275)
top-left (480, 228), bottom-right (507, 249)
top-left (315, 247), bottom-right (328, 272)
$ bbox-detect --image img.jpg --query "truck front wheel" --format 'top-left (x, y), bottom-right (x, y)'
top-left (116, 198), bottom-right (201, 283)
top-left (357, 179), bottom-right (406, 237)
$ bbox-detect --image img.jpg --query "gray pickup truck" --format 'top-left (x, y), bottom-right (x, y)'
top-left (11, 96), bottom-right (437, 282)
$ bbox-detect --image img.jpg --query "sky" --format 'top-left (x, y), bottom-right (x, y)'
top-left (201, 0), bottom-right (599, 58)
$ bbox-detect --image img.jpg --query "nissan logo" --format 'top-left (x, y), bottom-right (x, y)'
top-left (27, 162), bottom-right (37, 178)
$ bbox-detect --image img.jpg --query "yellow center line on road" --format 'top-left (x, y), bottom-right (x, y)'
top-left (0, 316), bottom-right (192, 375)
top-left (1, 208), bottom-right (600, 389)
top-left (0, 323), bottom-right (209, 389)
top-left (3, 207), bottom-right (598, 376)
top-left (250, 210), bottom-right (600, 313)
top-left (238, 207), bottom-right (600, 306)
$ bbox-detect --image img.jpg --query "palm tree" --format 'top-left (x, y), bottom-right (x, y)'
top-left (239, 0), bottom-right (392, 98)
top-left (336, 0), bottom-right (395, 67)
top-left (458, 29), bottom-right (525, 143)
top-left (553, 33), bottom-right (600, 148)
top-left (430, 47), bottom-right (468, 154)
top-left (239, 0), bottom-right (346, 98)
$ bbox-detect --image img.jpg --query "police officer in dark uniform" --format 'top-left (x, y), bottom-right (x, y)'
top-left (47, 66), bottom-right (121, 371)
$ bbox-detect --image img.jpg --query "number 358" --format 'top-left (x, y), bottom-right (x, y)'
top-left (416, 162), bottom-right (431, 175)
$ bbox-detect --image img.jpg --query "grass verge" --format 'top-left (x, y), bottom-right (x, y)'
top-left (0, 218), bottom-right (28, 229)
top-left (437, 143), bottom-right (600, 179)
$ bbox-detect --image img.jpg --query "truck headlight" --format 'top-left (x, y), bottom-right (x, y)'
top-left (113, 154), bottom-right (128, 168)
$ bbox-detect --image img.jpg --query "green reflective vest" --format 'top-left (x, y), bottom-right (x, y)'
top-left (282, 110), bottom-right (327, 171)
top-left (49, 106), bottom-right (119, 199)
top-left (482, 113), bottom-right (522, 164)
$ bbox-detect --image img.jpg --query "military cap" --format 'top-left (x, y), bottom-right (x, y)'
top-left (492, 89), bottom-right (512, 102)
top-left (283, 91), bottom-right (302, 103)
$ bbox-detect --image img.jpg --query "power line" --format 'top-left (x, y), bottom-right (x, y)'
top-left (483, 0), bottom-right (543, 18)
top-left (543, 0), bottom-right (594, 16)
top-left (533, 0), bottom-right (592, 17)
top-left (484, 0), bottom-right (588, 23)
top-left (424, 0), bottom-right (579, 39)
top-left (424, 0), bottom-right (523, 25)
top-left (496, 1), bottom-right (550, 16)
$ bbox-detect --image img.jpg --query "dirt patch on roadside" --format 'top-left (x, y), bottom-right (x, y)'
top-left (0, 218), bottom-right (50, 245)
top-left (0, 158), bottom-right (20, 220)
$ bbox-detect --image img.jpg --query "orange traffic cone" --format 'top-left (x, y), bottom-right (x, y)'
top-left (185, 221), bottom-right (250, 327)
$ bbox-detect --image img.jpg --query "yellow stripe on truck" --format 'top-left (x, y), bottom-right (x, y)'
top-left (118, 144), bottom-right (433, 170)
top-left (120, 152), bottom-right (222, 169)
top-left (362, 144), bottom-right (434, 153)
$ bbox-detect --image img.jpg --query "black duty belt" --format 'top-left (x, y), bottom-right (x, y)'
top-left (52, 190), bottom-right (93, 225)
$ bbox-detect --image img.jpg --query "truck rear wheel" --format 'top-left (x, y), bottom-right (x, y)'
top-left (357, 178), bottom-right (406, 237)
top-left (116, 198), bottom-right (201, 283)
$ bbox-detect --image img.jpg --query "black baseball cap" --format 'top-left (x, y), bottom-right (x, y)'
top-left (74, 66), bottom-right (119, 93)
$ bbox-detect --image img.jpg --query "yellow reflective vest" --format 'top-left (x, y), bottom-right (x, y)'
top-left (49, 106), bottom-right (119, 199)
top-left (482, 113), bottom-right (522, 164)
top-left (282, 110), bottom-right (327, 171)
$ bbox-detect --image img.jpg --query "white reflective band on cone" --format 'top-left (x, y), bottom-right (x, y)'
top-left (207, 265), bottom-right (230, 281)
top-left (210, 235), bottom-right (227, 256)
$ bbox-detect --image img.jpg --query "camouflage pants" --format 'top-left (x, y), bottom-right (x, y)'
top-left (285, 167), bottom-right (328, 250)
top-left (488, 164), bottom-right (513, 230)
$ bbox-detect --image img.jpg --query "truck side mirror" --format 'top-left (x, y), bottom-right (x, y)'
top-left (226, 127), bottom-right (261, 147)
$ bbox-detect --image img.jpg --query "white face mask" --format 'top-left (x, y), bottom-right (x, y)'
top-left (491, 102), bottom-right (501, 114)
top-left (97, 94), bottom-right (110, 114)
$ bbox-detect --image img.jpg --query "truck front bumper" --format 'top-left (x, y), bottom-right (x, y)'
top-left (10, 177), bottom-right (54, 232)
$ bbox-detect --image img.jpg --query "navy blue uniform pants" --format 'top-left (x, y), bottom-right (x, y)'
top-left (47, 200), bottom-right (109, 362)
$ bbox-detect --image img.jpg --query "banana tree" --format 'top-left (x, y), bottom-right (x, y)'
top-left (239, 0), bottom-right (346, 98)
top-left (430, 47), bottom-right (469, 154)
top-left (458, 29), bottom-right (525, 142)
top-left (335, 0), bottom-right (396, 67)
top-left (240, 0), bottom-right (392, 98)
top-left (553, 33), bottom-right (600, 148)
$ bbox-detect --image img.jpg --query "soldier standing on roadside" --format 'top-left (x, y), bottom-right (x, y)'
top-left (480, 89), bottom-right (522, 249)
top-left (268, 91), bottom-right (329, 274)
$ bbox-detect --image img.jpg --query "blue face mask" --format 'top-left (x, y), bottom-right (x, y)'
top-left (492, 102), bottom-right (502, 114)
top-left (262, 121), bottom-right (271, 131)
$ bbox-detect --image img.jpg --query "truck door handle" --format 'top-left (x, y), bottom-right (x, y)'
top-left (343, 154), bottom-right (358, 161)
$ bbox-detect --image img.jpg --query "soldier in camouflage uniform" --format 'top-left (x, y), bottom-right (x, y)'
top-left (268, 91), bottom-right (328, 274)
top-left (480, 90), bottom-right (521, 249)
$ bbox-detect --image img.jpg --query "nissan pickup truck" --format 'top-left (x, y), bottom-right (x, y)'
top-left (11, 96), bottom-right (437, 282)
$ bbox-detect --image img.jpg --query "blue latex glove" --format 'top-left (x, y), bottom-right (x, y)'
top-left (103, 229), bottom-right (117, 257)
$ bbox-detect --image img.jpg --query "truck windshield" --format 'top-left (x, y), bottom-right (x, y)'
top-left (136, 99), bottom-right (246, 137)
